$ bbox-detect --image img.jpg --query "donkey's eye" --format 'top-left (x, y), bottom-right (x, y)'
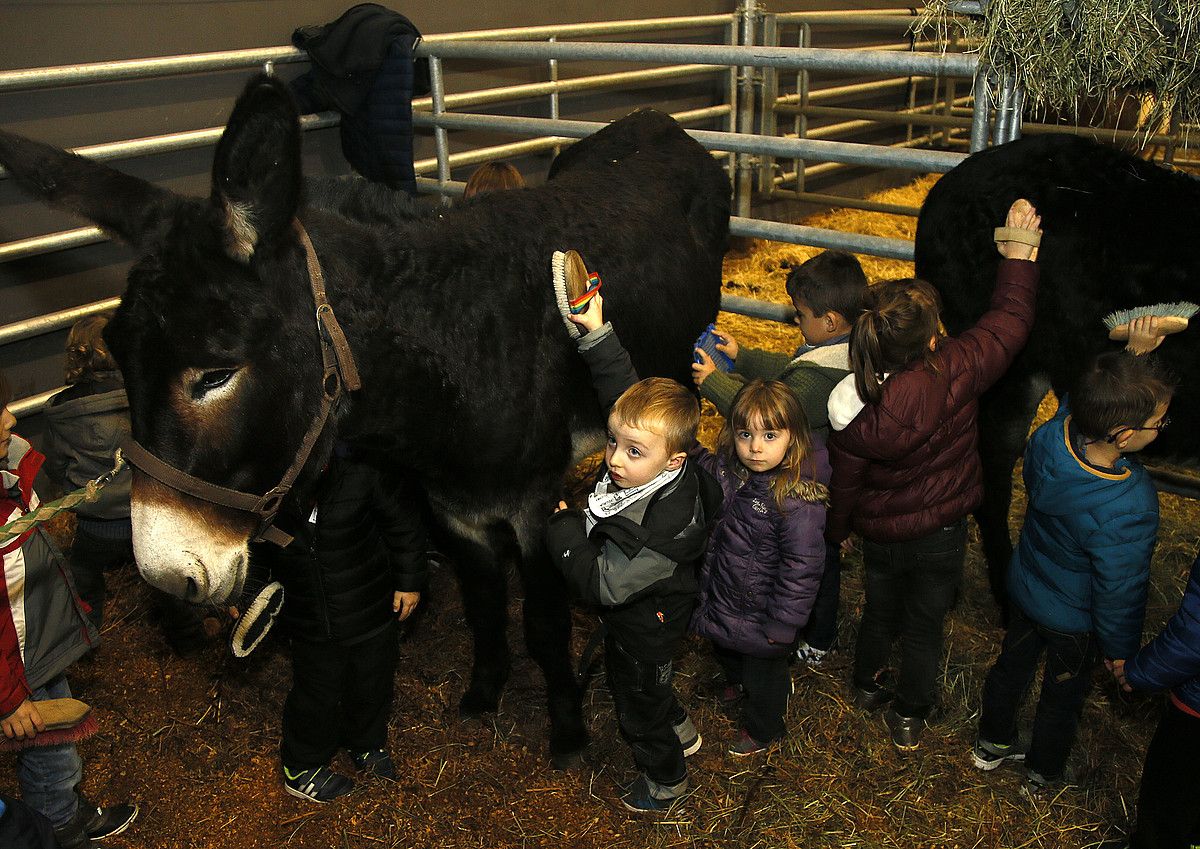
top-left (194, 369), bottom-right (236, 396)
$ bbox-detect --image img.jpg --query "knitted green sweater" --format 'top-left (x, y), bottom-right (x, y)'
top-left (698, 342), bottom-right (851, 438)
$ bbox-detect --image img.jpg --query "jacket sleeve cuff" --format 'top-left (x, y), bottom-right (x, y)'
top-left (546, 509), bottom-right (591, 554)
top-left (576, 322), bottom-right (614, 352)
top-left (0, 681), bottom-right (32, 720)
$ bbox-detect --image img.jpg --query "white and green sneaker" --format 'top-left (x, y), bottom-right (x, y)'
top-left (972, 738), bottom-right (1026, 771)
top-left (282, 764), bottom-right (355, 803)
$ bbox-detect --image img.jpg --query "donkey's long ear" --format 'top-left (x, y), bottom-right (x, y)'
top-left (0, 130), bottom-right (178, 249)
top-left (211, 74), bottom-right (302, 261)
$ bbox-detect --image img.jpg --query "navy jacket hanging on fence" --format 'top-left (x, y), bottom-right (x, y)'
top-left (291, 3), bottom-right (430, 193)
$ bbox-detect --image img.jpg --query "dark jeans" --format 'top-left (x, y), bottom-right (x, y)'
top-left (1132, 701), bottom-right (1200, 849)
top-left (978, 606), bottom-right (1097, 780)
top-left (853, 519), bottom-right (967, 718)
top-left (605, 636), bottom-right (687, 788)
top-left (802, 543), bottom-right (842, 652)
top-left (281, 622), bottom-right (399, 770)
top-left (714, 645), bottom-right (791, 744)
top-left (15, 676), bottom-right (81, 828)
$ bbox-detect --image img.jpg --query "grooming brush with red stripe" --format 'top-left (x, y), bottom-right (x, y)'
top-left (0, 698), bottom-right (98, 752)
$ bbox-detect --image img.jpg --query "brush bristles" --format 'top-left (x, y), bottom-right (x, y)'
top-left (1102, 301), bottom-right (1199, 331)
top-left (0, 713), bottom-right (99, 752)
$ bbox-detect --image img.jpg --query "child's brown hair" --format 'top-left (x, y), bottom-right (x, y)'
top-left (463, 161), bottom-right (525, 199)
top-left (718, 379), bottom-right (823, 507)
top-left (850, 278), bottom-right (942, 405)
top-left (1071, 351), bottom-right (1175, 442)
top-left (785, 250), bottom-right (868, 323)
top-left (65, 312), bottom-right (119, 385)
top-left (610, 377), bottom-right (700, 455)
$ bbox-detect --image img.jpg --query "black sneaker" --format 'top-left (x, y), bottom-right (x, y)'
top-left (1021, 768), bottom-right (1067, 801)
top-left (79, 800), bottom-right (139, 839)
top-left (972, 737), bottom-right (1025, 771)
top-left (884, 708), bottom-right (924, 751)
top-left (282, 764), bottom-right (355, 803)
top-left (851, 682), bottom-right (894, 712)
top-left (352, 748), bottom-right (398, 780)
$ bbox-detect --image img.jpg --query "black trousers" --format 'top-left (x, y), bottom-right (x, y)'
top-left (802, 543), bottom-right (842, 652)
top-left (853, 519), bottom-right (967, 718)
top-left (714, 644), bottom-right (791, 744)
top-left (978, 606), bottom-right (1097, 780)
top-left (1132, 701), bottom-right (1200, 849)
top-left (281, 622), bottom-right (399, 770)
top-left (605, 635), bottom-right (687, 788)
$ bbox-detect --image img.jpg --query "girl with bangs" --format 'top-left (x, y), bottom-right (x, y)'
top-left (689, 379), bottom-right (831, 755)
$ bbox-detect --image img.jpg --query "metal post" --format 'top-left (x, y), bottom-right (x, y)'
top-left (725, 18), bottom-right (739, 191)
top-left (941, 31), bottom-right (958, 147)
top-left (428, 56), bottom-right (452, 206)
top-left (992, 70), bottom-right (1014, 146)
top-left (970, 70), bottom-right (991, 152)
top-left (1007, 85), bottom-right (1024, 142)
top-left (758, 12), bottom-right (778, 196)
top-left (795, 22), bottom-right (811, 194)
top-left (548, 36), bottom-right (561, 160)
top-left (734, 0), bottom-right (759, 218)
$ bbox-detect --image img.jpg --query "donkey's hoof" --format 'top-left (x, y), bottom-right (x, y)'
top-left (458, 688), bottom-right (499, 717)
top-left (550, 749), bottom-right (585, 771)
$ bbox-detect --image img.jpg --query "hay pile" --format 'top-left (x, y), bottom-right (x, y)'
top-left (918, 0), bottom-right (1200, 134)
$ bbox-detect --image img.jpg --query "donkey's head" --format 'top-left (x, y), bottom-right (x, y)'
top-left (0, 76), bottom-right (330, 603)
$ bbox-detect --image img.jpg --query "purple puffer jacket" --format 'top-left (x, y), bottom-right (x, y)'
top-left (689, 439), bottom-right (830, 658)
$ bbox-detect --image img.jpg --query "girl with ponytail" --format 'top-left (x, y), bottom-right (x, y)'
top-left (824, 199), bottom-right (1043, 752)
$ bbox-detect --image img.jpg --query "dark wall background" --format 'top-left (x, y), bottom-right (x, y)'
top-left (0, 0), bottom-right (921, 445)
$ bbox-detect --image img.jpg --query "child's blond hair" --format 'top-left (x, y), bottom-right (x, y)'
top-left (610, 377), bottom-right (699, 455)
top-left (65, 312), bottom-right (118, 385)
top-left (718, 379), bottom-right (824, 507)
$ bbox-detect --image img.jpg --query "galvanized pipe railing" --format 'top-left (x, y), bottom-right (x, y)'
top-left (0, 10), bottom-right (940, 94)
top-left (410, 110), bottom-right (966, 173)
top-left (415, 39), bottom-right (978, 78)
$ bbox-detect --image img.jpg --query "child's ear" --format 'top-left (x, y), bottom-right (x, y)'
top-left (1113, 428), bottom-right (1134, 450)
top-left (666, 452), bottom-right (687, 471)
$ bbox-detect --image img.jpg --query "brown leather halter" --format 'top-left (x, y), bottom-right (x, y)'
top-left (121, 220), bottom-right (361, 547)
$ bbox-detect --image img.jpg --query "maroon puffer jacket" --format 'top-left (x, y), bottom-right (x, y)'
top-left (825, 259), bottom-right (1039, 544)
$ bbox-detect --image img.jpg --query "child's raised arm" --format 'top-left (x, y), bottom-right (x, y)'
top-left (568, 293), bottom-right (642, 413)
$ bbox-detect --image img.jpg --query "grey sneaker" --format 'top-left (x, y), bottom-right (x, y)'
top-left (972, 737), bottom-right (1025, 771)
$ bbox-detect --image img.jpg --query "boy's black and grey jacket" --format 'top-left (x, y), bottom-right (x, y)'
top-left (547, 467), bottom-right (718, 657)
top-left (545, 321), bottom-right (721, 658)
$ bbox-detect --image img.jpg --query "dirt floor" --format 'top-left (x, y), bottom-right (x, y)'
top-left (5, 178), bottom-right (1194, 848)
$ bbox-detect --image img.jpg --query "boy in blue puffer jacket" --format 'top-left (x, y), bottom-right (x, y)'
top-left (972, 351), bottom-right (1173, 795)
top-left (1115, 551), bottom-right (1200, 848)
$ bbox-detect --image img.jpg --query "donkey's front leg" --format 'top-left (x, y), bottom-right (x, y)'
top-left (513, 508), bottom-right (588, 767)
top-left (444, 529), bottom-right (511, 716)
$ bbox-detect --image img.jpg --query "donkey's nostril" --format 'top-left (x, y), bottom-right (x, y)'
top-left (185, 576), bottom-right (200, 601)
